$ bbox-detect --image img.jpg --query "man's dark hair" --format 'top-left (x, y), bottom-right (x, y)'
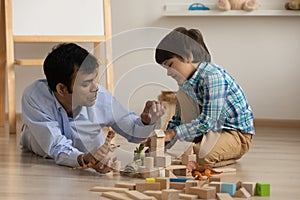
top-left (155, 27), bottom-right (211, 65)
top-left (43, 43), bottom-right (99, 93)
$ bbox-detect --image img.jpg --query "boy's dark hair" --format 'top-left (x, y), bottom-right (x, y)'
top-left (43, 43), bottom-right (99, 93)
top-left (155, 27), bottom-right (211, 64)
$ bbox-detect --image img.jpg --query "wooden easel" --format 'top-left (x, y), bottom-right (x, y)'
top-left (2, 0), bottom-right (114, 133)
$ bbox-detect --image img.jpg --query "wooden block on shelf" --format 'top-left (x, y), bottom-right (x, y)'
top-left (90, 186), bottom-right (129, 193)
top-left (216, 192), bottom-right (234, 200)
top-left (115, 182), bottom-right (136, 190)
top-left (161, 189), bottom-right (180, 200)
top-left (136, 182), bottom-right (161, 193)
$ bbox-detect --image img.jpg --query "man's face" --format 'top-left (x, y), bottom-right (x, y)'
top-left (71, 69), bottom-right (99, 108)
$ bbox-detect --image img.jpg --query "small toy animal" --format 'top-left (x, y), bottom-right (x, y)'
top-left (72, 128), bottom-right (116, 170)
top-left (187, 161), bottom-right (222, 180)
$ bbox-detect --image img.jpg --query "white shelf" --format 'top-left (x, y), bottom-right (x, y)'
top-left (163, 4), bottom-right (300, 17)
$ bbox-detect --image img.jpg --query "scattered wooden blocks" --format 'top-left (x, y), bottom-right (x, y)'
top-left (155, 177), bottom-right (170, 190)
top-left (256, 182), bottom-right (270, 196)
top-left (169, 182), bottom-right (186, 190)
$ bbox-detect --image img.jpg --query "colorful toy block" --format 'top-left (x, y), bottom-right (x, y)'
top-left (256, 182), bottom-right (270, 196)
top-left (221, 182), bottom-right (236, 196)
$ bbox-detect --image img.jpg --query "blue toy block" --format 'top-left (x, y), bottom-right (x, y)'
top-left (169, 177), bottom-right (189, 182)
top-left (221, 182), bottom-right (236, 196)
top-left (256, 182), bottom-right (270, 196)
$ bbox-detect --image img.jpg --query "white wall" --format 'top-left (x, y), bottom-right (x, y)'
top-left (12, 0), bottom-right (300, 120)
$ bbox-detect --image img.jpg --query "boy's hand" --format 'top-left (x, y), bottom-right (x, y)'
top-left (141, 101), bottom-right (165, 125)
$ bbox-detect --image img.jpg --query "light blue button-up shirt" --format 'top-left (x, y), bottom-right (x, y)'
top-left (20, 79), bottom-right (155, 167)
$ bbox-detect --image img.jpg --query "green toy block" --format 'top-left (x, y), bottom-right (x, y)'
top-left (256, 182), bottom-right (270, 196)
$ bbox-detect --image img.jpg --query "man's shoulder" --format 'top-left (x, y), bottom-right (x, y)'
top-left (23, 79), bottom-right (51, 99)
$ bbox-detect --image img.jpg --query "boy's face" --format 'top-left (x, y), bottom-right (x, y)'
top-left (70, 68), bottom-right (99, 108)
top-left (162, 56), bottom-right (196, 84)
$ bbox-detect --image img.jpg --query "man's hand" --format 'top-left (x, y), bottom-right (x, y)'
top-left (141, 101), bottom-right (165, 125)
top-left (92, 157), bottom-right (117, 174)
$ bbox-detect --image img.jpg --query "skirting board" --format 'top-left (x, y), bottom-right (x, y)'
top-left (8, 114), bottom-right (300, 129)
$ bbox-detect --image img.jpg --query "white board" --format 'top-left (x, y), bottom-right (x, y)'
top-left (12, 0), bottom-right (104, 36)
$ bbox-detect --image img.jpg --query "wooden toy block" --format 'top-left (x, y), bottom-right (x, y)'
top-left (89, 186), bottom-right (129, 193)
top-left (209, 176), bottom-right (221, 182)
top-left (170, 177), bottom-right (189, 182)
top-left (149, 149), bottom-right (165, 157)
top-left (173, 168), bottom-right (189, 176)
top-left (136, 182), bottom-right (161, 193)
top-left (169, 182), bottom-right (186, 190)
top-left (209, 181), bottom-right (222, 193)
top-left (125, 190), bottom-right (154, 200)
top-left (165, 169), bottom-right (177, 178)
top-left (234, 187), bottom-right (251, 198)
top-left (216, 193), bottom-right (234, 200)
top-left (178, 193), bottom-right (198, 200)
top-left (185, 180), bottom-right (199, 194)
top-left (143, 190), bottom-right (162, 200)
top-left (171, 159), bottom-right (182, 165)
top-left (161, 189), bottom-right (180, 200)
top-left (181, 154), bottom-right (197, 165)
top-left (153, 129), bottom-right (166, 138)
top-left (155, 155), bottom-right (171, 167)
top-left (115, 182), bottom-right (136, 190)
top-left (241, 182), bottom-right (256, 195)
top-left (256, 182), bottom-right (270, 196)
top-left (101, 191), bottom-right (132, 200)
top-left (155, 177), bottom-right (170, 190)
top-left (221, 182), bottom-right (236, 196)
top-left (146, 178), bottom-right (156, 183)
top-left (189, 186), bottom-right (216, 199)
top-left (150, 137), bottom-right (165, 148)
top-left (144, 157), bottom-right (154, 169)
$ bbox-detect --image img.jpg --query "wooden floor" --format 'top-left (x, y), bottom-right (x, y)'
top-left (0, 120), bottom-right (299, 200)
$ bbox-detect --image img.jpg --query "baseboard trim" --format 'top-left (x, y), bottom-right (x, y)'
top-left (9, 113), bottom-right (300, 129)
top-left (254, 119), bottom-right (300, 128)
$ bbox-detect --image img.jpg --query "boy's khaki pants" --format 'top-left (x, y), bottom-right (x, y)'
top-left (193, 129), bottom-right (252, 167)
top-left (176, 89), bottom-right (253, 168)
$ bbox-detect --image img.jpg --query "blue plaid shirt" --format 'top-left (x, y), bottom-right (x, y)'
top-left (168, 62), bottom-right (255, 141)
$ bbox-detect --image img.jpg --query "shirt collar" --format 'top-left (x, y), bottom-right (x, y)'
top-left (186, 62), bottom-right (207, 86)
